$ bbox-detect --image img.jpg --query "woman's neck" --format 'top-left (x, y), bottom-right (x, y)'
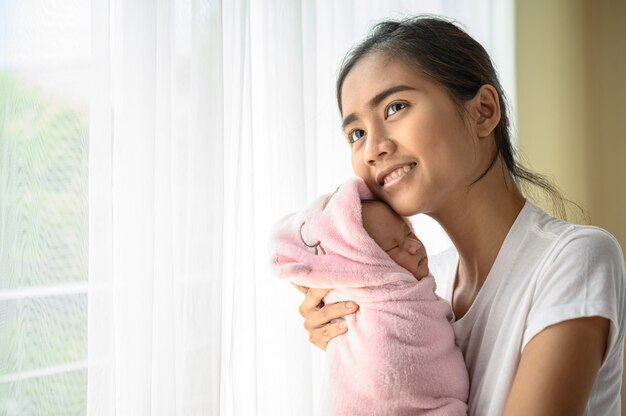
top-left (432, 160), bottom-right (526, 291)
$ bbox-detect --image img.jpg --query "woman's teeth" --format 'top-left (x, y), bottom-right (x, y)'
top-left (383, 163), bottom-right (415, 185)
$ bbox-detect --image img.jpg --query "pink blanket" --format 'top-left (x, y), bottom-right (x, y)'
top-left (270, 177), bottom-right (468, 415)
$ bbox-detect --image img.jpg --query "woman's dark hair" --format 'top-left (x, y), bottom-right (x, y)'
top-left (336, 16), bottom-right (579, 220)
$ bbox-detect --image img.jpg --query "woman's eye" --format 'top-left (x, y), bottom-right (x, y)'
top-left (348, 129), bottom-right (366, 143)
top-left (386, 102), bottom-right (406, 118)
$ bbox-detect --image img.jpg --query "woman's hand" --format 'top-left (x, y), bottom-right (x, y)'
top-left (292, 283), bottom-right (359, 351)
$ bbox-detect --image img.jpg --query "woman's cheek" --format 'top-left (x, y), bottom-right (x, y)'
top-left (351, 151), bottom-right (366, 178)
top-left (351, 161), bottom-right (379, 194)
top-left (387, 197), bottom-right (421, 217)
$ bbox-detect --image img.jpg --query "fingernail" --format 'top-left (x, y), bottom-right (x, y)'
top-left (339, 321), bottom-right (347, 329)
top-left (345, 302), bottom-right (354, 309)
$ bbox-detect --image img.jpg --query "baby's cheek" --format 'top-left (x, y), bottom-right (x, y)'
top-left (394, 253), bottom-right (415, 273)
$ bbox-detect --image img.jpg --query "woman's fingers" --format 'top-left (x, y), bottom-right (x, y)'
top-left (293, 284), bottom-right (359, 351)
top-left (290, 282), bottom-right (309, 295)
top-left (304, 301), bottom-right (358, 330)
top-left (308, 320), bottom-right (349, 351)
top-left (303, 300), bottom-right (359, 351)
top-left (297, 287), bottom-right (331, 317)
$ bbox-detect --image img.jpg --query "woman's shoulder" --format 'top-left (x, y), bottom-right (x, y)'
top-left (525, 202), bottom-right (624, 265)
top-left (556, 225), bottom-right (624, 261)
top-left (520, 203), bottom-right (626, 360)
top-left (519, 203), bottom-right (625, 321)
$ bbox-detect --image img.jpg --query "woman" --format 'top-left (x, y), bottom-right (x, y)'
top-left (294, 16), bottom-right (625, 415)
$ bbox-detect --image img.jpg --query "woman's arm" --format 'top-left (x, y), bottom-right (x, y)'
top-left (503, 316), bottom-right (610, 416)
top-left (292, 283), bottom-right (359, 351)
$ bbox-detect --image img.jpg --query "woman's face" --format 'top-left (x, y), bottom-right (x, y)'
top-left (340, 53), bottom-right (484, 217)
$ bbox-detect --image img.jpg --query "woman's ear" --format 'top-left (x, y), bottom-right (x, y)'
top-left (468, 84), bottom-right (501, 138)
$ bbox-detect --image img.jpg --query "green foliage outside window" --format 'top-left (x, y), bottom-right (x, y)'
top-left (0, 71), bottom-right (88, 416)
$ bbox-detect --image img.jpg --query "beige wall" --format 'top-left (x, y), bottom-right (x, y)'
top-left (517, 0), bottom-right (589, 211)
top-left (517, 0), bottom-right (626, 414)
top-left (586, 1), bottom-right (626, 256)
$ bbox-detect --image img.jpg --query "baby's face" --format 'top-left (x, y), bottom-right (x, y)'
top-left (361, 201), bottom-right (429, 279)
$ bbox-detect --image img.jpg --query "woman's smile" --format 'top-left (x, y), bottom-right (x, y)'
top-left (381, 162), bottom-right (417, 189)
top-left (377, 162), bottom-right (417, 187)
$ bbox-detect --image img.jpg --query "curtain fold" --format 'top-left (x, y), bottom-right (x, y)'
top-left (89, 0), bottom-right (227, 413)
top-left (87, 1), bottom-right (514, 415)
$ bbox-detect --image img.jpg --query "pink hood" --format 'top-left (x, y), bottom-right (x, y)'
top-left (271, 176), bottom-right (416, 288)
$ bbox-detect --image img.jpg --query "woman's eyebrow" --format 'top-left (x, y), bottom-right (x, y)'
top-left (341, 84), bottom-right (416, 129)
top-left (369, 85), bottom-right (416, 109)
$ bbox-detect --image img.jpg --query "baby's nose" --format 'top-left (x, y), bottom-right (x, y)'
top-left (406, 239), bottom-right (420, 254)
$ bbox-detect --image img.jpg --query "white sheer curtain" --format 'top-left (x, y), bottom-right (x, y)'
top-left (87, 1), bottom-right (514, 415)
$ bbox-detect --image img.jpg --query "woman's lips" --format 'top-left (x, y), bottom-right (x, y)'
top-left (376, 162), bottom-right (417, 186)
top-left (382, 163), bottom-right (416, 189)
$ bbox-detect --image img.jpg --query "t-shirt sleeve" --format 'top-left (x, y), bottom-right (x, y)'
top-left (522, 227), bottom-right (626, 360)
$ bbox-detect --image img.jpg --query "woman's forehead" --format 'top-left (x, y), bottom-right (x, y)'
top-left (340, 54), bottom-right (428, 113)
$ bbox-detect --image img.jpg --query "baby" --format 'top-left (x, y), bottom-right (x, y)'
top-left (270, 177), bottom-right (468, 415)
top-left (360, 199), bottom-right (430, 281)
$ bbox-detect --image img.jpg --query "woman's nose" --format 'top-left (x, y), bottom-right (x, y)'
top-left (364, 125), bottom-right (395, 166)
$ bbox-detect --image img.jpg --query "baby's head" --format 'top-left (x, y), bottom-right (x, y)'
top-left (361, 200), bottom-right (429, 280)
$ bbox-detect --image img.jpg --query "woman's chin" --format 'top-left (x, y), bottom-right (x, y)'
top-left (386, 198), bottom-right (425, 217)
top-left (372, 185), bottom-right (426, 216)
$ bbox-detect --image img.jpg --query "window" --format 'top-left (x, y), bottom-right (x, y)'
top-left (0, 1), bottom-right (90, 414)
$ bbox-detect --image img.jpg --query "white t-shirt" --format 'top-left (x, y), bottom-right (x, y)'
top-left (429, 201), bottom-right (626, 416)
